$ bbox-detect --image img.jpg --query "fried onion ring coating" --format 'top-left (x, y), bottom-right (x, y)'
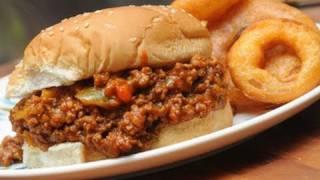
top-left (172, 0), bottom-right (319, 109)
top-left (228, 19), bottom-right (320, 104)
top-left (209, 0), bottom-right (317, 61)
top-left (208, 0), bottom-right (318, 110)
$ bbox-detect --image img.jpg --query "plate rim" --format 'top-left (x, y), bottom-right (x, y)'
top-left (0, 73), bottom-right (319, 178)
top-left (1, 22), bottom-right (320, 177)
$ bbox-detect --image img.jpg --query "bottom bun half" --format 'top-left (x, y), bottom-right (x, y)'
top-left (23, 102), bottom-right (233, 168)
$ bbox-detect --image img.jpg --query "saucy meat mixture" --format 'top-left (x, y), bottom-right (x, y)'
top-left (0, 55), bottom-right (227, 166)
top-left (0, 136), bottom-right (23, 166)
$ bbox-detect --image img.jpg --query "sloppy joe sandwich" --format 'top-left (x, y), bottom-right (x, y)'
top-left (0, 5), bottom-right (232, 168)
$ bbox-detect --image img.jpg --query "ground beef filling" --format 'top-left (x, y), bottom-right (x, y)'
top-left (5, 55), bottom-right (226, 165)
top-left (0, 136), bottom-right (23, 166)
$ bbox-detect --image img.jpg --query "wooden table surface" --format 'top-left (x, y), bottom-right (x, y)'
top-left (0, 4), bottom-right (319, 180)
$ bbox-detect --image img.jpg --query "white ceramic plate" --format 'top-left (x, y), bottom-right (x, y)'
top-left (0, 76), bottom-right (320, 178)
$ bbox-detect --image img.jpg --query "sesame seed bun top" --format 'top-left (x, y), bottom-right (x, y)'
top-left (7, 5), bottom-right (211, 97)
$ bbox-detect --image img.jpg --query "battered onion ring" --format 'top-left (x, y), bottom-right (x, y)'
top-left (230, 45), bottom-right (301, 111)
top-left (209, 0), bottom-right (317, 61)
top-left (228, 19), bottom-right (320, 104)
top-left (207, 0), bottom-right (318, 110)
top-left (171, 0), bottom-right (240, 21)
top-left (173, 0), bottom-right (319, 109)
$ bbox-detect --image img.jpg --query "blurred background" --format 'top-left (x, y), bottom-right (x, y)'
top-left (0, 0), bottom-right (318, 67)
top-left (0, 0), bottom-right (170, 65)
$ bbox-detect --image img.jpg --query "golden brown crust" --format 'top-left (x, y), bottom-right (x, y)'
top-left (7, 5), bottom-right (211, 97)
top-left (210, 0), bottom-right (317, 61)
top-left (207, 0), bottom-right (318, 110)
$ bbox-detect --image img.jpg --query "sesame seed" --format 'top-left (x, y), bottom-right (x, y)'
top-left (170, 8), bottom-right (177, 14)
top-left (94, 10), bottom-right (102, 14)
top-left (128, 37), bottom-right (137, 43)
top-left (187, 13), bottom-right (194, 17)
top-left (59, 27), bottom-right (64, 32)
top-left (75, 26), bottom-right (80, 31)
top-left (41, 30), bottom-right (45, 33)
top-left (153, 17), bottom-right (162, 23)
top-left (48, 31), bottom-right (54, 36)
top-left (201, 21), bottom-right (208, 27)
top-left (144, 4), bottom-right (152, 7)
top-left (84, 23), bottom-right (89, 28)
top-left (108, 11), bottom-right (114, 15)
top-left (83, 12), bottom-right (89, 17)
